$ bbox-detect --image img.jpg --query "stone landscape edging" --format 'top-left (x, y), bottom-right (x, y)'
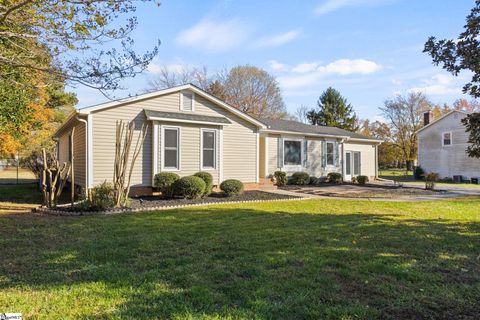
top-left (33, 196), bottom-right (307, 216)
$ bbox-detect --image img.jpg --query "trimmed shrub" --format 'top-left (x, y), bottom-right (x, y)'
top-left (88, 181), bottom-right (115, 211)
top-left (309, 176), bottom-right (319, 185)
top-left (413, 166), bottom-right (425, 181)
top-left (327, 172), bottom-right (342, 183)
top-left (274, 171), bottom-right (288, 187)
top-left (441, 177), bottom-right (454, 183)
top-left (291, 172), bottom-right (310, 185)
top-left (174, 176), bottom-right (206, 199)
top-left (425, 172), bottom-right (440, 190)
top-left (154, 172), bottom-right (180, 198)
top-left (194, 171), bottom-right (213, 196)
top-left (356, 175), bottom-right (369, 185)
top-left (220, 179), bottom-right (244, 196)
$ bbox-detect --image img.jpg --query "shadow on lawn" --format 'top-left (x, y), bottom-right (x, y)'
top-left (0, 208), bottom-right (479, 319)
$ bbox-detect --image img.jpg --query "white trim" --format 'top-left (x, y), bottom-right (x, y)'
top-left (87, 114), bottom-right (93, 188)
top-left (76, 84), bottom-right (266, 128)
top-left (442, 131), bottom-right (453, 146)
top-left (416, 110), bottom-right (469, 134)
top-left (219, 127), bottom-right (224, 184)
top-left (146, 116), bottom-right (230, 126)
top-left (282, 137), bottom-right (304, 171)
top-left (264, 135), bottom-right (269, 178)
top-left (346, 137), bottom-right (384, 144)
top-left (160, 126), bottom-right (181, 171)
top-left (152, 122), bottom-right (159, 184)
top-left (256, 131), bottom-right (260, 183)
top-left (200, 128), bottom-right (217, 170)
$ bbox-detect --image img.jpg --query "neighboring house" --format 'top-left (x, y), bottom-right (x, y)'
top-left (417, 110), bottom-right (480, 180)
top-left (54, 84), bottom-right (381, 195)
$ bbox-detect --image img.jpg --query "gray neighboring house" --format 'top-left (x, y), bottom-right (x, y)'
top-left (417, 110), bottom-right (480, 180)
top-left (54, 84), bottom-right (381, 195)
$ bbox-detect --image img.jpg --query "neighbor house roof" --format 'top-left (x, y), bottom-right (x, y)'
top-left (416, 110), bottom-right (469, 134)
top-left (260, 118), bottom-right (382, 142)
top-left (144, 109), bottom-right (231, 125)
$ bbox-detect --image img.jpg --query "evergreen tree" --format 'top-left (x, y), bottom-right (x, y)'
top-left (307, 87), bottom-right (358, 131)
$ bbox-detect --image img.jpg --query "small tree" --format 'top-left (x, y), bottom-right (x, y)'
top-left (307, 87), bottom-right (358, 131)
top-left (113, 121), bottom-right (148, 207)
top-left (462, 113), bottom-right (480, 158)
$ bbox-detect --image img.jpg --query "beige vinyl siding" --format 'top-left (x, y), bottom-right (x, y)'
top-left (91, 90), bottom-right (258, 186)
top-left (266, 134), bottom-right (343, 177)
top-left (56, 120), bottom-right (87, 187)
top-left (343, 141), bottom-right (377, 178)
top-left (157, 122), bottom-right (220, 184)
top-left (259, 136), bottom-right (266, 178)
top-left (418, 111), bottom-right (479, 179)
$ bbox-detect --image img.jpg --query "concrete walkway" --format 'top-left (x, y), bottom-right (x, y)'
top-left (270, 181), bottom-right (480, 202)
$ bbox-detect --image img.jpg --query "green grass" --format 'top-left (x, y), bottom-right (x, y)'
top-left (1, 198), bottom-right (479, 319)
top-left (0, 184), bottom-right (42, 205)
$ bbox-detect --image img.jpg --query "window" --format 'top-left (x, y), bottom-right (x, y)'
top-left (202, 129), bottom-right (216, 169)
top-left (353, 152), bottom-right (361, 175)
top-left (181, 92), bottom-right (194, 111)
top-left (284, 140), bottom-right (302, 166)
top-left (345, 152), bottom-right (351, 175)
top-left (443, 132), bottom-right (452, 146)
top-left (162, 127), bottom-right (179, 170)
top-left (326, 142), bottom-right (334, 166)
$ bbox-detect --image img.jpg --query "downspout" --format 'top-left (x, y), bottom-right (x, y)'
top-left (76, 116), bottom-right (89, 198)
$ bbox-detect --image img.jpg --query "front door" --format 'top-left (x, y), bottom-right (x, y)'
top-left (345, 151), bottom-right (361, 181)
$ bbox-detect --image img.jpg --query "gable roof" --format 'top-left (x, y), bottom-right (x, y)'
top-left (416, 110), bottom-right (469, 134)
top-left (77, 83), bottom-right (266, 128)
top-left (260, 118), bottom-right (382, 142)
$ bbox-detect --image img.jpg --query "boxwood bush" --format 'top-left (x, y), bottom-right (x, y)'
top-left (327, 172), bottom-right (342, 184)
top-left (309, 176), bottom-right (319, 185)
top-left (174, 176), bottom-right (206, 199)
top-left (414, 166), bottom-right (425, 181)
top-left (273, 171), bottom-right (288, 187)
top-left (220, 179), bottom-right (244, 196)
top-left (194, 171), bottom-right (213, 196)
top-left (356, 175), bottom-right (369, 185)
top-left (291, 172), bottom-right (310, 185)
top-left (88, 181), bottom-right (115, 211)
top-left (154, 172), bottom-right (180, 198)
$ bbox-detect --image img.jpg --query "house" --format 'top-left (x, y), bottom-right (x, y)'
top-left (417, 110), bottom-right (480, 180)
top-left (54, 84), bottom-right (381, 195)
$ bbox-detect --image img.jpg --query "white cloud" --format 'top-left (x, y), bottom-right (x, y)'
top-left (268, 60), bottom-right (289, 72)
top-left (319, 59), bottom-right (382, 75)
top-left (407, 73), bottom-right (462, 96)
top-left (176, 18), bottom-right (251, 53)
top-left (275, 58), bottom-right (382, 90)
top-left (147, 62), bottom-right (185, 74)
top-left (254, 29), bottom-right (301, 48)
top-left (292, 62), bottom-right (319, 73)
top-left (315, 0), bottom-right (394, 15)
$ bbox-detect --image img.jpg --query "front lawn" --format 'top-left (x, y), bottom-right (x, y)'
top-left (1, 199), bottom-right (479, 319)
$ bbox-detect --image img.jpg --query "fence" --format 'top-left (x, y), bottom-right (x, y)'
top-left (0, 157), bottom-right (37, 185)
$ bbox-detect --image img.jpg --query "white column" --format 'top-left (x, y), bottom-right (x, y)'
top-left (152, 122), bottom-right (159, 185)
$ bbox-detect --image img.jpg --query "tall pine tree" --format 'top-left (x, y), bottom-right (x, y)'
top-left (307, 87), bottom-right (358, 131)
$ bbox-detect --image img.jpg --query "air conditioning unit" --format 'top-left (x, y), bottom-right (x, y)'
top-left (471, 177), bottom-right (479, 185)
top-left (453, 175), bottom-right (463, 183)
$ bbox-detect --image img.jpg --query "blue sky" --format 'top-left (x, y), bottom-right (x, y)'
top-left (71, 0), bottom-right (475, 121)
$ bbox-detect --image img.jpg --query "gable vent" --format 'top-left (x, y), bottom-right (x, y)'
top-left (181, 92), bottom-right (194, 111)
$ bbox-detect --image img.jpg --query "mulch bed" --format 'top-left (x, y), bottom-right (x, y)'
top-left (129, 190), bottom-right (300, 208)
top-left (37, 190), bottom-right (302, 215)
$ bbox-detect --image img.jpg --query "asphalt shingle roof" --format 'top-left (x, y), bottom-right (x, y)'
top-left (144, 109), bottom-right (231, 125)
top-left (260, 118), bottom-right (375, 140)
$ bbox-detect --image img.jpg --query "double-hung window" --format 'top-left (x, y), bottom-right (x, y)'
top-left (442, 132), bottom-right (452, 146)
top-left (284, 139), bottom-right (302, 166)
top-left (201, 129), bottom-right (216, 169)
top-left (326, 142), bottom-right (335, 166)
top-left (162, 127), bottom-right (180, 170)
